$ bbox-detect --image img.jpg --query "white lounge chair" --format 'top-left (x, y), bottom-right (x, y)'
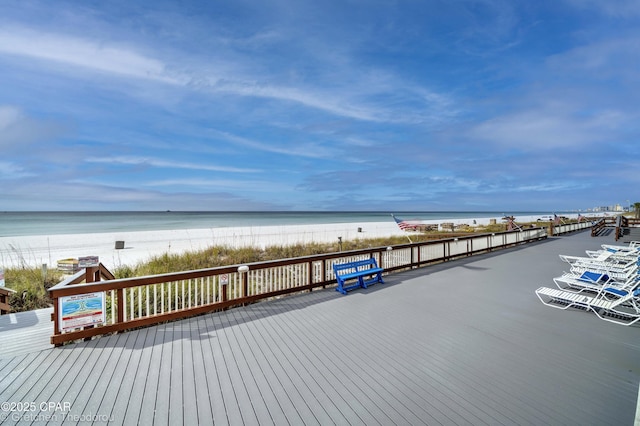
top-left (569, 263), bottom-right (638, 281)
top-left (535, 286), bottom-right (640, 326)
top-left (560, 253), bottom-right (639, 269)
top-left (560, 254), bottom-right (639, 279)
top-left (553, 270), bottom-right (639, 295)
top-left (601, 241), bottom-right (640, 251)
top-left (553, 270), bottom-right (612, 293)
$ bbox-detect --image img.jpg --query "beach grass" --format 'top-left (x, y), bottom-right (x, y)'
top-left (3, 265), bottom-right (64, 312)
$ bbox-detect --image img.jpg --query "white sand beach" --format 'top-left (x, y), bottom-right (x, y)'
top-left (0, 214), bottom-right (568, 269)
top-left (0, 222), bottom-right (399, 269)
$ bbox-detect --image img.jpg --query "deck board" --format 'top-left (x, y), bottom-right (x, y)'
top-left (228, 308), bottom-right (314, 426)
top-left (236, 306), bottom-right (323, 425)
top-left (210, 310), bottom-right (253, 426)
top-left (121, 326), bottom-right (156, 425)
top-left (144, 323), bottom-right (171, 426)
top-left (286, 297), bottom-right (470, 425)
top-left (0, 230), bottom-right (638, 425)
top-left (110, 327), bottom-right (150, 425)
top-left (243, 304), bottom-right (352, 425)
top-left (168, 321), bottom-right (184, 426)
top-left (189, 316), bottom-right (215, 426)
top-left (269, 301), bottom-right (423, 425)
top-left (223, 313), bottom-right (275, 425)
top-left (227, 309), bottom-right (288, 425)
top-left (196, 315), bottom-right (229, 426)
top-left (78, 332), bottom-right (132, 421)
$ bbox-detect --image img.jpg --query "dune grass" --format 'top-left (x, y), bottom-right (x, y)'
top-left (3, 266), bottom-right (64, 312)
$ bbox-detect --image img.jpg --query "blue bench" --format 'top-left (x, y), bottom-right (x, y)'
top-left (332, 258), bottom-right (384, 295)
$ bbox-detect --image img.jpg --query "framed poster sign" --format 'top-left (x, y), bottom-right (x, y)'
top-left (59, 292), bottom-right (106, 332)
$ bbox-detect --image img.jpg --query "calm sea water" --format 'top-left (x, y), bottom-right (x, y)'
top-left (0, 211), bottom-right (561, 237)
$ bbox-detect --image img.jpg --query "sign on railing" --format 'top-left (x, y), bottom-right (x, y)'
top-left (58, 292), bottom-right (106, 332)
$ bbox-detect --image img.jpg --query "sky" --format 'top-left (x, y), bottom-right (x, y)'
top-left (1, 0), bottom-right (639, 212)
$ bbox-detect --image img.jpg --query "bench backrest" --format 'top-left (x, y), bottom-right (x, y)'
top-left (333, 258), bottom-right (379, 275)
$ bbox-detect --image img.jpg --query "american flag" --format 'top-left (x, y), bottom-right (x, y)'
top-left (577, 214), bottom-right (584, 222)
top-left (554, 214), bottom-right (561, 225)
top-left (392, 214), bottom-right (412, 231)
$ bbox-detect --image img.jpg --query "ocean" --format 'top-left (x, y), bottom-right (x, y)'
top-left (0, 211), bottom-right (564, 237)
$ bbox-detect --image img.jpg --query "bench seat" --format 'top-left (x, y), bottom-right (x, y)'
top-left (333, 258), bottom-right (384, 295)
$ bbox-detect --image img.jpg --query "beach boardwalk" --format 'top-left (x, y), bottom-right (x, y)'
top-left (0, 230), bottom-right (638, 424)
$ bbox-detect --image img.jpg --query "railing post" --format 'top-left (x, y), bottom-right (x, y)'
top-left (238, 265), bottom-right (249, 301)
top-left (117, 288), bottom-right (124, 326)
top-left (85, 266), bottom-right (99, 283)
top-left (321, 259), bottom-right (327, 288)
top-left (51, 296), bottom-right (61, 346)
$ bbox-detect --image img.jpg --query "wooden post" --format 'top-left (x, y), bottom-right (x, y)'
top-left (51, 296), bottom-right (62, 346)
top-left (221, 284), bottom-right (228, 302)
top-left (242, 273), bottom-right (248, 299)
top-left (117, 288), bottom-right (124, 325)
top-left (237, 265), bottom-right (249, 304)
top-left (321, 259), bottom-right (327, 288)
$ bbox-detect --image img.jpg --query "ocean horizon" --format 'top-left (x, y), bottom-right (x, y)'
top-left (0, 210), bottom-right (577, 238)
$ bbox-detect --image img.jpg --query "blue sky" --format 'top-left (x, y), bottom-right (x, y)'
top-left (1, 0), bottom-right (638, 212)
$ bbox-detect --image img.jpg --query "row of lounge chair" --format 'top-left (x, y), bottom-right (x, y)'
top-left (535, 241), bottom-right (640, 326)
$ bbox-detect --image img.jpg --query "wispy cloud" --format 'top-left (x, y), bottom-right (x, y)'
top-left (86, 156), bottom-right (260, 173)
top-left (0, 23), bottom-right (457, 125)
top-left (0, 160), bottom-right (34, 180)
top-left (143, 178), bottom-right (293, 193)
top-left (0, 27), bottom-right (182, 85)
top-left (212, 130), bottom-right (335, 159)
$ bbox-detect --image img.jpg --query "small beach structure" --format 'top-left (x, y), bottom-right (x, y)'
top-left (56, 258), bottom-right (79, 273)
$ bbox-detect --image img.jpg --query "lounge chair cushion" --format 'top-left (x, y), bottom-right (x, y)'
top-left (578, 271), bottom-right (608, 283)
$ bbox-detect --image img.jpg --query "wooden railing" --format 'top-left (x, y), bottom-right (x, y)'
top-left (613, 216), bottom-right (640, 241)
top-left (590, 217), bottom-right (618, 237)
top-left (615, 215), bottom-right (628, 241)
top-left (591, 218), bottom-right (606, 236)
top-left (552, 220), bottom-right (593, 236)
top-left (49, 227), bottom-right (548, 345)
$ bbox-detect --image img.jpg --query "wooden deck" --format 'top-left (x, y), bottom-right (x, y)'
top-left (0, 230), bottom-right (639, 425)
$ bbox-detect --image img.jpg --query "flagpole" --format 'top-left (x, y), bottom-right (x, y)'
top-left (404, 232), bottom-right (413, 244)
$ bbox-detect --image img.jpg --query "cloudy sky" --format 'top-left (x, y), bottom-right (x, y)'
top-left (1, 1), bottom-right (638, 212)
